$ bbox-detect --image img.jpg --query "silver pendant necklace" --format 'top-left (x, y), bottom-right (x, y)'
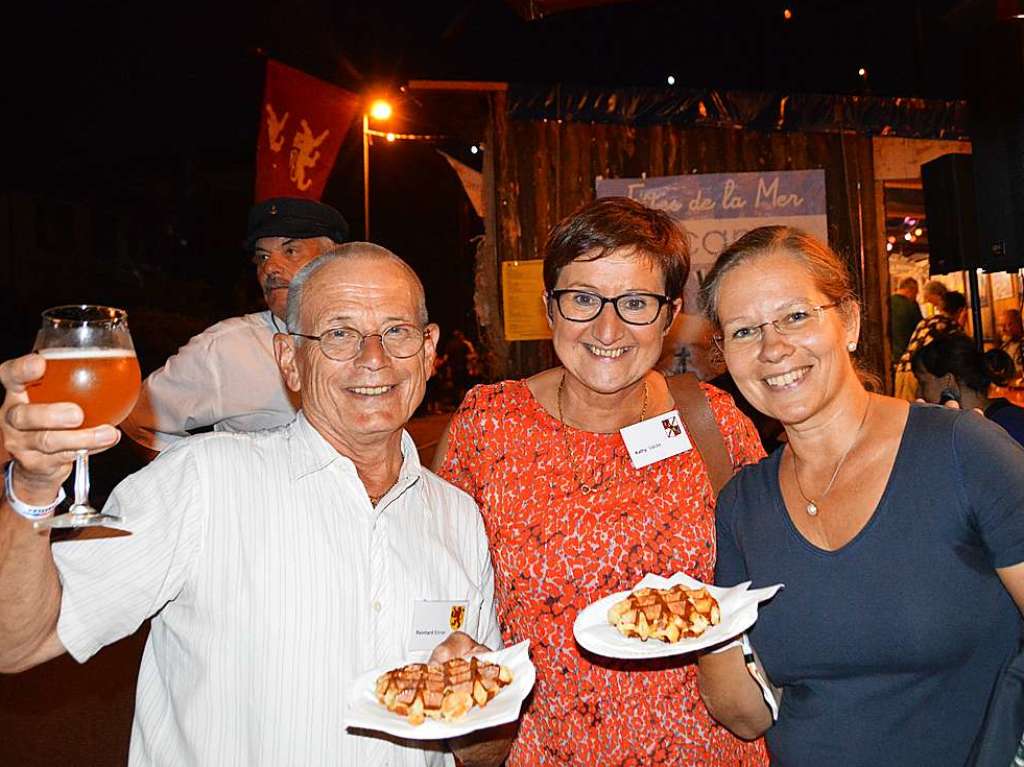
top-left (791, 396), bottom-right (872, 516)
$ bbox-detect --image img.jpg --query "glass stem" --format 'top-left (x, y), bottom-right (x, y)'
top-left (71, 450), bottom-right (92, 514)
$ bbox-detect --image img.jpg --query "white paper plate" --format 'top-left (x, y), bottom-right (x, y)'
top-left (344, 641), bottom-right (536, 740)
top-left (573, 573), bottom-right (783, 659)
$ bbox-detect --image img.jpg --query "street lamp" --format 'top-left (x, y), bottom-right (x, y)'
top-left (361, 97), bottom-right (448, 240)
top-left (370, 99), bottom-right (392, 121)
top-left (362, 98), bottom-right (393, 240)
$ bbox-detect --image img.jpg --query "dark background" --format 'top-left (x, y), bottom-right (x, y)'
top-left (2, 0), bottom-right (968, 371)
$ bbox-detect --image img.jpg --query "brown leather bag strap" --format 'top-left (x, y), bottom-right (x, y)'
top-left (664, 372), bottom-right (734, 496)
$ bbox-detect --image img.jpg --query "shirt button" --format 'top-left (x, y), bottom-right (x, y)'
top-left (373, 601), bottom-right (382, 612)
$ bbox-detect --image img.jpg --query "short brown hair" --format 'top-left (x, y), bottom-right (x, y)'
top-left (923, 280), bottom-right (948, 300)
top-left (698, 226), bottom-right (859, 328)
top-left (542, 197), bottom-right (689, 303)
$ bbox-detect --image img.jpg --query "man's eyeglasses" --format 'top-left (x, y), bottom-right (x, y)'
top-left (288, 323), bottom-right (428, 361)
top-left (714, 303), bottom-right (840, 352)
top-left (548, 289), bottom-right (672, 326)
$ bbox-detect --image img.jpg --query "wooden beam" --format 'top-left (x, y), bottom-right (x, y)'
top-left (872, 137), bottom-right (972, 183)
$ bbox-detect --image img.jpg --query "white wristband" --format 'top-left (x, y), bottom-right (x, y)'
top-left (4, 462), bottom-right (66, 520)
top-left (709, 633), bottom-right (781, 721)
top-left (741, 634), bottom-right (782, 721)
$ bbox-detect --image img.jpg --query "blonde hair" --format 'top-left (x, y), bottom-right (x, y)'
top-left (698, 226), bottom-right (860, 329)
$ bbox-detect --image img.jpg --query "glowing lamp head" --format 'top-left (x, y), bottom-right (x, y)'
top-left (369, 99), bottom-right (393, 121)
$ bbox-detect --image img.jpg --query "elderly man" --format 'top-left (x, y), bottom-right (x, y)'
top-left (122, 197), bottom-right (349, 454)
top-left (0, 244), bottom-right (509, 766)
top-left (889, 276), bottom-right (922, 363)
top-left (999, 308), bottom-right (1024, 377)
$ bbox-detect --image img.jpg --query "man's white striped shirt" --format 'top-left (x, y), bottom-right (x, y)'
top-left (54, 414), bottom-right (501, 766)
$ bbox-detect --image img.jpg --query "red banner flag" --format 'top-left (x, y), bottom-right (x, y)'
top-left (255, 60), bottom-right (359, 202)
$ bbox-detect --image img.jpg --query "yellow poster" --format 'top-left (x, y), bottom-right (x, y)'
top-left (501, 260), bottom-right (552, 341)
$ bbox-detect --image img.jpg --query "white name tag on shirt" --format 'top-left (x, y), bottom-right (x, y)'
top-left (620, 409), bottom-right (693, 469)
top-left (409, 600), bottom-right (469, 652)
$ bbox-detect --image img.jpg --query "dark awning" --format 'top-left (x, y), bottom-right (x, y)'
top-left (508, 84), bottom-right (970, 140)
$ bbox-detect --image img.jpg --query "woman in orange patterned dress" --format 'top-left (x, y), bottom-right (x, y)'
top-left (433, 198), bottom-right (769, 766)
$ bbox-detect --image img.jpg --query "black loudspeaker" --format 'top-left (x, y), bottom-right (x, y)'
top-left (922, 153), bottom-right (980, 275)
top-left (966, 19), bottom-right (1024, 273)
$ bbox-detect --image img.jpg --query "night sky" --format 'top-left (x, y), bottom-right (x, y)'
top-left (8, 1), bottom-right (968, 165)
top-left (4, 0), bottom-right (968, 363)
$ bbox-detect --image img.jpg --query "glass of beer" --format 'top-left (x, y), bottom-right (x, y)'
top-left (27, 305), bottom-right (141, 529)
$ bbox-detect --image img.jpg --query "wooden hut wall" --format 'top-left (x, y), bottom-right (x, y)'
top-left (484, 109), bottom-right (882, 384)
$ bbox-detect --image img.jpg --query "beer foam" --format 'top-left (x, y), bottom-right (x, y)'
top-left (37, 347), bottom-right (137, 359)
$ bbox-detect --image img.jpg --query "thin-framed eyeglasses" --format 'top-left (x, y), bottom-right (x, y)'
top-left (548, 289), bottom-right (672, 326)
top-left (714, 303), bottom-right (841, 352)
top-left (288, 323), bottom-right (429, 361)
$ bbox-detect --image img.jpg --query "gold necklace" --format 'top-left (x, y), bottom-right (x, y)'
top-left (368, 477), bottom-right (399, 506)
top-left (557, 371), bottom-right (648, 495)
top-left (790, 396), bottom-right (872, 516)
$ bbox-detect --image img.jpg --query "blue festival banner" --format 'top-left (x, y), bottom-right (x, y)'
top-left (597, 169), bottom-right (829, 376)
top-left (597, 169), bottom-right (827, 288)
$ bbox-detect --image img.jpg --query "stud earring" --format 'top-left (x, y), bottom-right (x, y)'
top-left (847, 341), bottom-right (858, 352)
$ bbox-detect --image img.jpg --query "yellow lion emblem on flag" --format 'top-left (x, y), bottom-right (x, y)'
top-left (449, 605), bottom-right (466, 631)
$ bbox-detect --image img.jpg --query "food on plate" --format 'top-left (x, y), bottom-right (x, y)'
top-left (607, 584), bottom-right (721, 642)
top-left (374, 656), bottom-right (514, 725)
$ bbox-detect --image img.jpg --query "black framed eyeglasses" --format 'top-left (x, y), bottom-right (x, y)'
top-left (548, 289), bottom-right (672, 326)
top-left (289, 323), bottom-right (428, 361)
top-left (713, 303), bottom-right (840, 352)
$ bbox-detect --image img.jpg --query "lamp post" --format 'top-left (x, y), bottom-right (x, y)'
top-left (362, 99), bottom-right (393, 240)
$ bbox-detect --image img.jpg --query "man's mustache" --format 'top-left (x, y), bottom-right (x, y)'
top-left (263, 280), bottom-right (289, 292)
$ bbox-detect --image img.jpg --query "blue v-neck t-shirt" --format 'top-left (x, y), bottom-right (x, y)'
top-left (716, 405), bottom-right (1024, 767)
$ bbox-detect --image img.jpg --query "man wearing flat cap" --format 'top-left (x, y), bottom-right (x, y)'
top-left (123, 197), bottom-right (349, 452)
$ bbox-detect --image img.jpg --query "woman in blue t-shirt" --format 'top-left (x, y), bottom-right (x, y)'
top-left (912, 332), bottom-right (1024, 447)
top-left (694, 225), bottom-right (1024, 767)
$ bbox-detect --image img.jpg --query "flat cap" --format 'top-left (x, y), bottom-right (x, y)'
top-left (245, 197), bottom-right (349, 250)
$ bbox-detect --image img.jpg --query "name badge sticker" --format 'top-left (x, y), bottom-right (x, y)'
top-left (409, 600), bottom-right (469, 652)
top-left (620, 409), bottom-right (693, 469)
